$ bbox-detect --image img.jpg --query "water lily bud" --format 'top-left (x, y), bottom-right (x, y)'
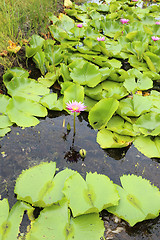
top-left (79, 149), bottom-right (86, 158)
top-left (67, 122), bottom-right (71, 131)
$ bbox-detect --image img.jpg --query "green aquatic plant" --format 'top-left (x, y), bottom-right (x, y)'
top-left (107, 174), bottom-right (160, 226)
top-left (1, 0), bottom-right (160, 159)
top-left (0, 161), bottom-right (160, 239)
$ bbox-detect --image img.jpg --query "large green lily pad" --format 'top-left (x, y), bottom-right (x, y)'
top-left (107, 174), bottom-right (160, 226)
top-left (89, 98), bottom-right (119, 129)
top-left (63, 171), bottom-right (119, 217)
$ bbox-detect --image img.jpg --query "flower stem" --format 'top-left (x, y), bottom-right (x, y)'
top-left (73, 112), bottom-right (76, 135)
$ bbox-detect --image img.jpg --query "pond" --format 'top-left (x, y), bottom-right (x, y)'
top-left (0, 0), bottom-right (160, 239)
top-left (0, 109), bottom-right (160, 239)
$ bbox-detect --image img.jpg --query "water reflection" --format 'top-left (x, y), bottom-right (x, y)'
top-left (0, 110), bottom-right (160, 239)
top-left (64, 131), bottom-right (82, 162)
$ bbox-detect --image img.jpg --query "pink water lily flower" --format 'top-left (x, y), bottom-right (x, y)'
top-left (77, 23), bottom-right (83, 28)
top-left (155, 22), bottom-right (160, 25)
top-left (151, 36), bottom-right (160, 41)
top-left (66, 101), bottom-right (86, 113)
top-left (120, 18), bottom-right (129, 24)
top-left (97, 36), bottom-right (105, 41)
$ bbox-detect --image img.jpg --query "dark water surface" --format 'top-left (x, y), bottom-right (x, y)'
top-left (0, 111), bottom-right (160, 239)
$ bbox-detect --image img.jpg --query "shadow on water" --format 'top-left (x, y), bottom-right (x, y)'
top-left (0, 110), bottom-right (160, 240)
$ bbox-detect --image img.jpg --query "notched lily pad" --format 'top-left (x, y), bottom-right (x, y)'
top-left (5, 76), bottom-right (50, 102)
top-left (107, 174), bottom-right (160, 226)
top-left (6, 96), bottom-right (47, 127)
top-left (0, 199), bottom-right (32, 239)
top-left (63, 171), bottom-right (119, 217)
top-left (14, 162), bottom-right (57, 207)
top-left (25, 200), bottom-right (105, 240)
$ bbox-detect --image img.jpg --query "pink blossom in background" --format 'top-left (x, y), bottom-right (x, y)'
top-left (97, 36), bottom-right (105, 41)
top-left (132, 0), bottom-right (138, 2)
top-left (120, 18), bottom-right (129, 24)
top-left (155, 22), bottom-right (160, 25)
top-left (77, 23), bottom-right (83, 28)
top-left (66, 101), bottom-right (86, 113)
top-left (151, 36), bottom-right (160, 41)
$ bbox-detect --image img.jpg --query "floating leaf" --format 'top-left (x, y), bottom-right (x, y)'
top-left (88, 98), bottom-right (119, 130)
top-left (0, 115), bottom-right (12, 129)
top-left (144, 51), bottom-right (160, 73)
top-left (107, 115), bottom-right (137, 136)
top-left (0, 199), bottom-right (32, 239)
top-left (63, 172), bottom-right (119, 217)
top-left (63, 83), bottom-right (84, 110)
top-left (0, 128), bottom-right (11, 137)
top-left (84, 84), bottom-right (103, 101)
top-left (129, 55), bottom-right (149, 71)
top-left (44, 44), bottom-right (64, 67)
top-left (40, 93), bottom-right (63, 111)
top-left (102, 19), bottom-right (122, 38)
top-left (38, 70), bottom-right (59, 87)
top-left (133, 112), bottom-right (160, 136)
top-left (102, 81), bottom-right (128, 100)
top-left (25, 200), bottom-right (105, 240)
top-left (84, 96), bottom-right (97, 111)
top-left (14, 162), bottom-right (57, 207)
top-left (97, 128), bottom-right (133, 148)
top-left (7, 96), bottom-right (47, 127)
top-left (70, 61), bottom-right (102, 87)
top-left (117, 94), bottom-right (152, 119)
top-left (133, 135), bottom-right (160, 158)
top-left (107, 175), bottom-right (160, 226)
top-left (0, 95), bottom-right (12, 137)
top-left (25, 201), bottom-right (70, 240)
top-left (5, 77), bottom-right (50, 102)
top-left (123, 75), bottom-right (153, 93)
top-left (41, 168), bottom-right (76, 206)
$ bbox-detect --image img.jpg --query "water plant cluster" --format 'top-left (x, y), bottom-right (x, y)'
top-left (0, 0), bottom-right (160, 238)
top-left (0, 0), bottom-right (60, 68)
top-left (1, 0), bottom-right (160, 159)
top-left (0, 161), bottom-right (160, 239)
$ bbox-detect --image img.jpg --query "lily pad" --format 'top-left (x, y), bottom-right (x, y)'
top-left (0, 95), bottom-right (12, 137)
top-left (70, 61), bottom-right (102, 87)
top-left (107, 174), bottom-right (160, 226)
top-left (63, 171), bottom-right (119, 217)
top-left (97, 128), bottom-right (133, 148)
top-left (25, 200), bottom-right (105, 240)
top-left (88, 98), bottom-right (119, 130)
top-left (102, 81), bottom-right (128, 99)
top-left (133, 135), bottom-right (160, 158)
top-left (14, 162), bottom-right (57, 207)
top-left (40, 93), bottom-right (63, 111)
top-left (0, 199), bottom-right (32, 239)
top-left (133, 112), bottom-right (160, 136)
top-left (5, 77), bottom-right (50, 102)
top-left (63, 83), bottom-right (84, 111)
top-left (117, 94), bottom-right (152, 119)
top-left (6, 96), bottom-right (47, 128)
top-left (107, 115), bottom-right (137, 136)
